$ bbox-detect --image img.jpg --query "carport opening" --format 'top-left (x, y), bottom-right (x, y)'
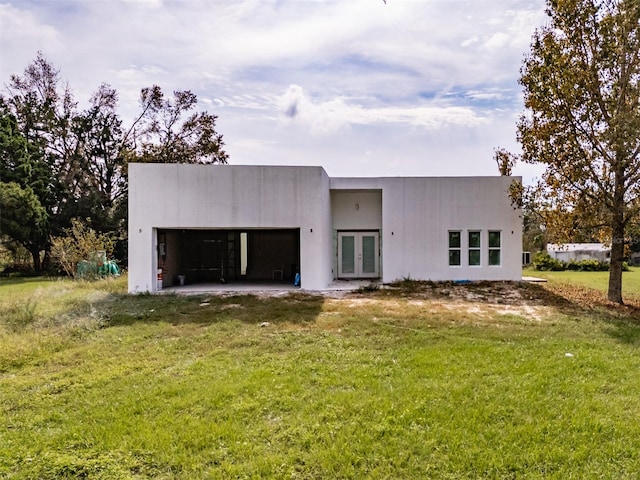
top-left (157, 229), bottom-right (300, 287)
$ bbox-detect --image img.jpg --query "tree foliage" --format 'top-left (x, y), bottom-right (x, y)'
top-left (133, 85), bottom-right (229, 164)
top-left (509, 0), bottom-right (640, 303)
top-left (0, 102), bottom-right (52, 270)
top-left (493, 147), bottom-right (517, 176)
top-left (51, 218), bottom-right (115, 278)
top-left (0, 182), bottom-right (48, 270)
top-left (1, 52), bottom-right (229, 274)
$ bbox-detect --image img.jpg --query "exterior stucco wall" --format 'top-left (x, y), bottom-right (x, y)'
top-left (129, 165), bottom-right (522, 293)
top-left (381, 176), bottom-right (521, 282)
top-left (331, 190), bottom-right (383, 230)
top-left (128, 164), bottom-right (332, 292)
top-left (330, 176), bottom-right (522, 283)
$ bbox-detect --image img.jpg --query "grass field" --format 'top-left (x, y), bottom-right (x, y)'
top-left (523, 266), bottom-right (640, 302)
top-left (1, 274), bottom-right (640, 479)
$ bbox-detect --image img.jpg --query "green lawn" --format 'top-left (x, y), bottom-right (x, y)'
top-left (523, 266), bottom-right (640, 302)
top-left (1, 276), bottom-right (640, 479)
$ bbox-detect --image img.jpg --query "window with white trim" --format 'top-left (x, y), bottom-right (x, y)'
top-left (449, 231), bottom-right (461, 266)
top-left (488, 230), bottom-right (501, 266)
top-left (468, 231), bottom-right (481, 266)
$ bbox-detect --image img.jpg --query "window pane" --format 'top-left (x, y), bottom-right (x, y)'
top-left (341, 236), bottom-right (355, 273)
top-left (489, 249), bottom-right (501, 266)
top-left (469, 249), bottom-right (481, 266)
top-left (468, 231), bottom-right (481, 248)
top-left (362, 235), bottom-right (376, 274)
top-left (449, 231), bottom-right (461, 248)
top-left (489, 231), bottom-right (501, 248)
top-left (449, 249), bottom-right (461, 266)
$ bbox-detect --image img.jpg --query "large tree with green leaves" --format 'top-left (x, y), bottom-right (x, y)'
top-left (72, 84), bottom-right (129, 234)
top-left (514, 0), bottom-right (640, 303)
top-left (2, 53), bottom-right (81, 270)
top-left (0, 182), bottom-right (48, 270)
top-left (0, 101), bottom-right (53, 270)
top-left (2, 53), bottom-right (229, 273)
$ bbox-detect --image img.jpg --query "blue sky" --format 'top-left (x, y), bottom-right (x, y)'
top-left (0, 0), bottom-right (547, 182)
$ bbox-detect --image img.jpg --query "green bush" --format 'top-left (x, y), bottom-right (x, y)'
top-left (533, 252), bottom-right (627, 272)
top-left (532, 252), bottom-right (565, 271)
top-left (50, 219), bottom-right (115, 279)
top-left (566, 259), bottom-right (609, 272)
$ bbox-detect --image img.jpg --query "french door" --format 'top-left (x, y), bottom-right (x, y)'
top-left (338, 231), bottom-right (380, 278)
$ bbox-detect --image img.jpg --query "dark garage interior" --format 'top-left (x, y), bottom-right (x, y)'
top-left (157, 229), bottom-right (300, 287)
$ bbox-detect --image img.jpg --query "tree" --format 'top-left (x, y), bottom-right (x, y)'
top-left (2, 53), bottom-right (78, 270)
top-left (494, 147), bottom-right (517, 176)
top-left (72, 84), bottom-right (129, 233)
top-left (2, 59), bottom-right (128, 270)
top-left (0, 182), bottom-right (48, 270)
top-left (0, 102), bottom-right (53, 270)
top-left (2, 53), bottom-right (230, 273)
top-left (132, 85), bottom-right (229, 164)
top-left (511, 0), bottom-right (640, 303)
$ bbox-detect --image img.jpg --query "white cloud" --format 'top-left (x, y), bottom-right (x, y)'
top-left (483, 32), bottom-right (511, 50)
top-left (0, 0), bottom-right (548, 182)
top-left (0, 3), bottom-right (61, 74)
top-left (461, 36), bottom-right (479, 47)
top-left (276, 85), bottom-right (487, 136)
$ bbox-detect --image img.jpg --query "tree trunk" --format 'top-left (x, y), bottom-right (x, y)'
top-left (607, 216), bottom-right (625, 304)
top-left (42, 248), bottom-right (51, 272)
top-left (29, 247), bottom-right (42, 273)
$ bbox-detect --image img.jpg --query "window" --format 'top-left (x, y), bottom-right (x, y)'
top-left (468, 231), bottom-right (481, 266)
top-left (449, 231), bottom-right (461, 266)
top-left (488, 230), bottom-right (501, 266)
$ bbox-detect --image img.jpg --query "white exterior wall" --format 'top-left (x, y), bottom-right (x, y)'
top-left (129, 164), bottom-right (522, 293)
top-left (128, 164), bottom-right (332, 292)
top-left (331, 191), bottom-right (383, 230)
top-left (331, 176), bottom-right (522, 282)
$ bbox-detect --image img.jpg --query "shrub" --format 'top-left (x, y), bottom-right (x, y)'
top-left (51, 219), bottom-right (115, 279)
top-left (0, 242), bottom-right (34, 276)
top-left (533, 252), bottom-right (626, 272)
top-left (567, 259), bottom-right (609, 271)
top-left (532, 252), bottom-right (565, 271)
top-left (1, 262), bottom-right (35, 277)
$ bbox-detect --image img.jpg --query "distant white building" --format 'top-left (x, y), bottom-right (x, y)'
top-left (128, 164), bottom-right (523, 293)
top-left (546, 243), bottom-right (611, 263)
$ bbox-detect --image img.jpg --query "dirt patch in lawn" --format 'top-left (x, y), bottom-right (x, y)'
top-left (324, 281), bottom-right (554, 321)
top-left (207, 280), bottom-right (638, 323)
top-left (351, 280), bottom-right (640, 322)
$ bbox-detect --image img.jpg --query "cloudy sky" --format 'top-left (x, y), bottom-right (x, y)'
top-left (0, 0), bottom-right (548, 182)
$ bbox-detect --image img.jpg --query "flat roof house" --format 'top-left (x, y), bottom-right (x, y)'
top-left (128, 164), bottom-right (522, 293)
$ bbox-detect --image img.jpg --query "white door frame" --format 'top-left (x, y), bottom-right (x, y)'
top-left (337, 231), bottom-right (380, 279)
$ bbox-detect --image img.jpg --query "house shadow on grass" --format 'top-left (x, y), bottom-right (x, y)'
top-left (101, 292), bottom-right (325, 328)
top-left (95, 280), bottom-right (640, 344)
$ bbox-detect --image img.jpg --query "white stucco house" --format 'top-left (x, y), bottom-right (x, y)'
top-left (128, 164), bottom-right (522, 293)
top-left (546, 243), bottom-right (611, 263)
